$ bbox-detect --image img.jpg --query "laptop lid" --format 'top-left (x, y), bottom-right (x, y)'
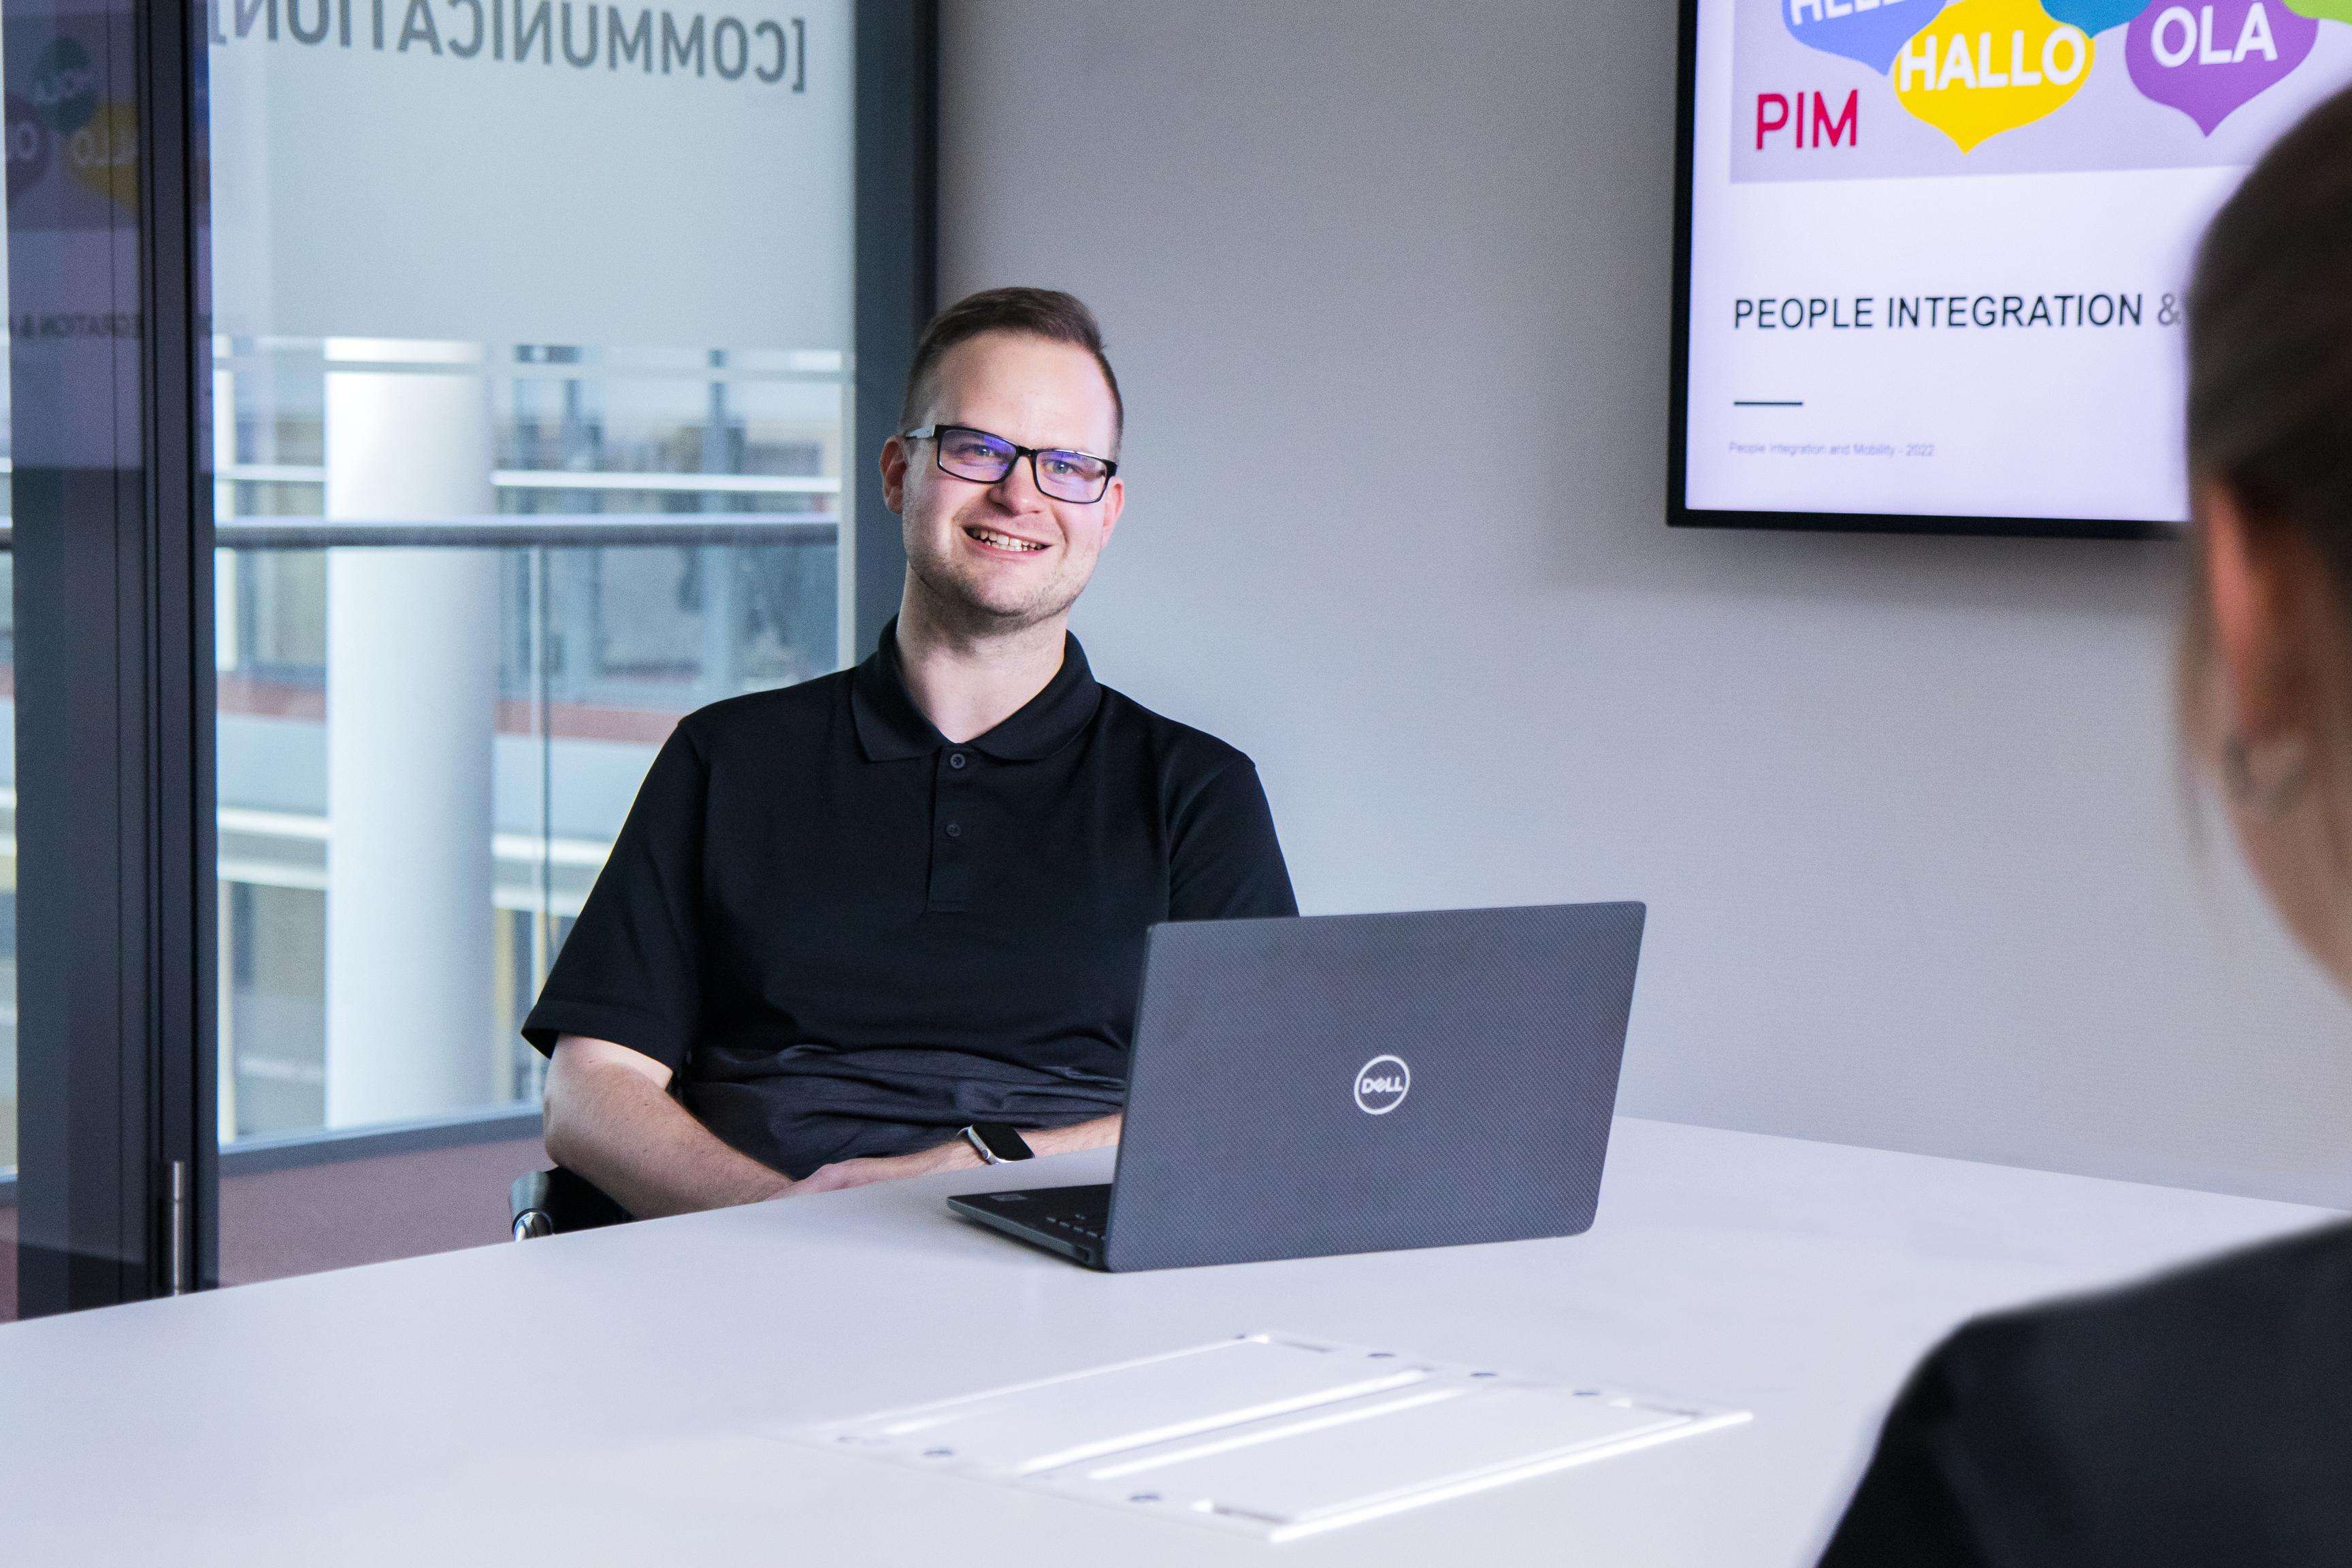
top-left (1100, 901), bottom-right (1646, 1273)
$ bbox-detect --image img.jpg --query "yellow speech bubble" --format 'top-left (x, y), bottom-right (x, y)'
top-left (65, 99), bottom-right (137, 212)
top-left (1891, 0), bottom-right (2096, 152)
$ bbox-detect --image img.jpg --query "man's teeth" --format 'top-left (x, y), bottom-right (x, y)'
top-left (969, 527), bottom-right (1045, 553)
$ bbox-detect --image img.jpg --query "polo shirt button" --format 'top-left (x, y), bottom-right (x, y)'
top-left (945, 822), bottom-right (962, 838)
top-left (949, 753), bottom-right (967, 770)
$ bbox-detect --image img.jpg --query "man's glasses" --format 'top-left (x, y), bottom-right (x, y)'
top-left (903, 423), bottom-right (1118, 504)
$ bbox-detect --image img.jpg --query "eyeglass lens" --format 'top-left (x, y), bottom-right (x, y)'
top-left (935, 426), bottom-right (1111, 503)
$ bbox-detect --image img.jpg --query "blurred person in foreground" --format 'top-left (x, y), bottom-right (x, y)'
top-left (1820, 85), bottom-right (2352, 1567)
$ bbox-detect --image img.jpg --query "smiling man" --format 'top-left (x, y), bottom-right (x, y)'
top-left (522, 288), bottom-right (1298, 1218)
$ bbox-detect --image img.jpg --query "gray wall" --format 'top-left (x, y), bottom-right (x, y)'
top-left (937, 2), bottom-right (2352, 1208)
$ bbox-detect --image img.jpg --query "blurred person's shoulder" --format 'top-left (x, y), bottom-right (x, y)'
top-left (1946, 1214), bottom-right (2352, 1409)
top-left (1882, 1219), bottom-right (2352, 1565)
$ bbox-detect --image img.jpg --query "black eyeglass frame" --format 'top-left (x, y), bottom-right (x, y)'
top-left (902, 423), bottom-right (1120, 504)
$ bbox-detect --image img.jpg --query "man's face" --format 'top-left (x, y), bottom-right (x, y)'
top-left (881, 330), bottom-right (1126, 634)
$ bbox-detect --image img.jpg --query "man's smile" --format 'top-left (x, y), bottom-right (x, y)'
top-left (964, 524), bottom-right (1051, 555)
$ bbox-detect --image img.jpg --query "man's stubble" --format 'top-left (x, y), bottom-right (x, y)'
top-left (902, 504), bottom-right (1092, 641)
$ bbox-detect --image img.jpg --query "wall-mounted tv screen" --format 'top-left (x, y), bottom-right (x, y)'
top-left (1670, 0), bottom-right (2352, 538)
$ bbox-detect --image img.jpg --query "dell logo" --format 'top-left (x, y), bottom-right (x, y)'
top-left (1354, 1054), bottom-right (1410, 1115)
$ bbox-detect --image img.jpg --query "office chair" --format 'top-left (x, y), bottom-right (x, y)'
top-left (510, 1166), bottom-right (632, 1239)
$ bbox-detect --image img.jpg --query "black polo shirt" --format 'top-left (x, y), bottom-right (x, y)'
top-left (521, 624), bottom-right (1297, 1181)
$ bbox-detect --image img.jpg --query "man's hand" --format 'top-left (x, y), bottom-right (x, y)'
top-left (795, 1139), bottom-right (985, 1196)
top-left (789, 1114), bottom-right (1125, 1197)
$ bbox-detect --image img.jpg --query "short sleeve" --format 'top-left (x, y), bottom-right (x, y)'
top-left (1169, 757), bottom-right (1298, 921)
top-left (521, 725), bottom-right (708, 1074)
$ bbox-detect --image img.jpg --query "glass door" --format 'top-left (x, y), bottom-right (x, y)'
top-left (6, 0), bottom-right (932, 1318)
top-left (202, 0), bottom-right (888, 1286)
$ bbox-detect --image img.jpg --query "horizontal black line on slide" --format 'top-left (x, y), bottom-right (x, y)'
top-left (1732, 399), bottom-right (1803, 407)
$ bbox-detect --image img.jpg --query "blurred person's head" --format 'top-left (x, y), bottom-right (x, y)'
top-left (2183, 84), bottom-right (2352, 984)
top-left (881, 287), bottom-right (1126, 640)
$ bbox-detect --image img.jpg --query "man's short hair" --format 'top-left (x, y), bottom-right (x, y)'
top-left (898, 287), bottom-right (1125, 451)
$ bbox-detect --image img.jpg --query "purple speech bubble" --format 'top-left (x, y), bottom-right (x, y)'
top-left (2043, 0), bottom-right (2153, 31)
top-left (3, 94), bottom-right (50, 209)
top-left (1781, 0), bottom-right (1947, 74)
top-left (2126, 1), bottom-right (2319, 134)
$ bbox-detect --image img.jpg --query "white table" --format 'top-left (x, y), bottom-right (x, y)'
top-left (1, 1117), bottom-right (2337, 1565)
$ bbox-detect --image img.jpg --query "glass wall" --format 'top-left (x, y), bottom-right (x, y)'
top-left (206, 2), bottom-right (856, 1281)
top-left (213, 343), bottom-right (843, 1143)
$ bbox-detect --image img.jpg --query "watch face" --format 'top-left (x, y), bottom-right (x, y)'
top-left (973, 1122), bottom-right (1034, 1161)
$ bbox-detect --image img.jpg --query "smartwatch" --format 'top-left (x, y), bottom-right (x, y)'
top-left (960, 1122), bottom-right (1035, 1165)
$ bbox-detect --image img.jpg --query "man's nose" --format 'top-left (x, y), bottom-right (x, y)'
top-left (987, 454), bottom-right (1049, 508)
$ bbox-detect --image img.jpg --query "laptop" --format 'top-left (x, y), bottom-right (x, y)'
top-left (947, 901), bottom-right (1646, 1272)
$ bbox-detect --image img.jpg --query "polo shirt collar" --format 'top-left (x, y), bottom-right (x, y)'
top-left (851, 618), bottom-right (1103, 762)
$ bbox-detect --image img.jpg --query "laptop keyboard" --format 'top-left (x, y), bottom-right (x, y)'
top-left (981, 1182), bottom-right (1111, 1242)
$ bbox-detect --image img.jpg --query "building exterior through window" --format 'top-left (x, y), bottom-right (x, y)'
top-left (0, 0), bottom-right (876, 1312)
top-left (201, 3), bottom-right (855, 1179)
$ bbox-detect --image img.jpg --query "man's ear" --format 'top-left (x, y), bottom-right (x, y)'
top-left (879, 434), bottom-right (910, 515)
top-left (1095, 475), bottom-right (1125, 546)
top-left (2200, 475), bottom-right (2306, 739)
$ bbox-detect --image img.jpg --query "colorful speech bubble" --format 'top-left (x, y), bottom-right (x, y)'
top-left (1891, 0), bottom-right (2097, 151)
top-left (2126, 1), bottom-right (2319, 134)
top-left (2283, 0), bottom-right (2352, 21)
top-left (65, 100), bottom-right (137, 214)
top-left (2042, 0), bottom-right (2154, 31)
top-left (1783, 0), bottom-right (1948, 74)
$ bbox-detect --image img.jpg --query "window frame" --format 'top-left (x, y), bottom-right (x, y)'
top-left (8, 0), bottom-right (218, 1313)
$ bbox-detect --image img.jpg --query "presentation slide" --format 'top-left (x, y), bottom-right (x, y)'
top-left (1678, 0), bottom-right (2352, 532)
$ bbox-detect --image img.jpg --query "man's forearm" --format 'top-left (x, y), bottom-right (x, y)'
top-left (544, 1028), bottom-right (1128, 1213)
top-left (1023, 1113), bottom-right (1122, 1158)
top-left (787, 1112), bottom-right (1124, 1196)
top-left (544, 1052), bottom-right (791, 1219)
